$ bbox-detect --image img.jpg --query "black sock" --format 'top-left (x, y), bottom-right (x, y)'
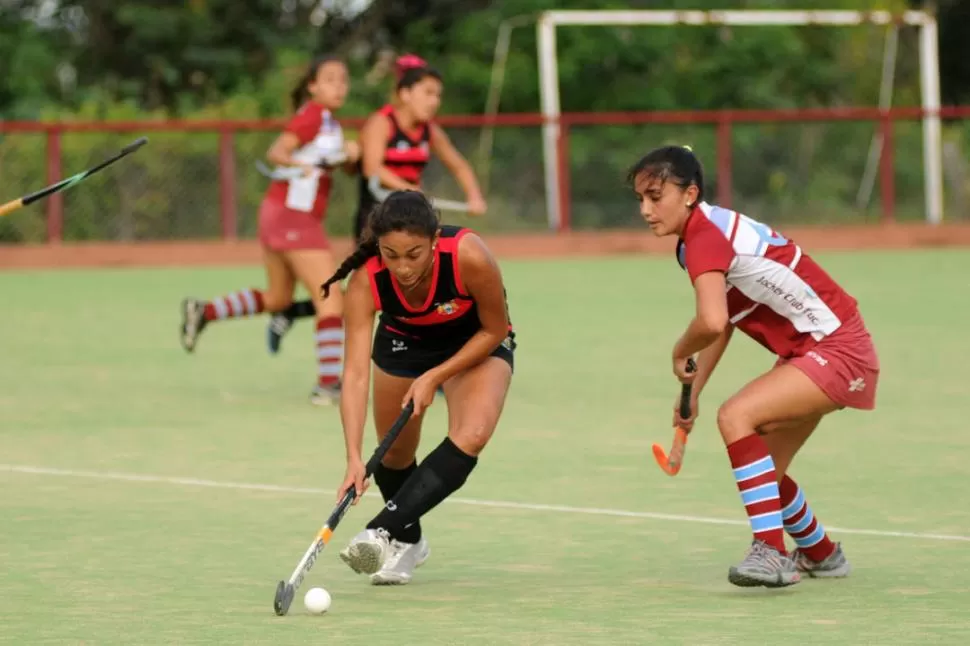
top-left (373, 461), bottom-right (421, 543)
top-left (280, 300), bottom-right (315, 319)
top-left (367, 438), bottom-right (477, 542)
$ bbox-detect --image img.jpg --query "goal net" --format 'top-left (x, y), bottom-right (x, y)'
top-left (533, 9), bottom-right (942, 230)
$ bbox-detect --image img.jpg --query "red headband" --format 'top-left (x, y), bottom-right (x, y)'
top-left (395, 54), bottom-right (427, 80)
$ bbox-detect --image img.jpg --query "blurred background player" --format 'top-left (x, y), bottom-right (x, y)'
top-left (179, 55), bottom-right (360, 405)
top-left (628, 145), bottom-right (879, 589)
top-left (320, 190), bottom-right (514, 585)
top-left (266, 54), bottom-right (488, 355)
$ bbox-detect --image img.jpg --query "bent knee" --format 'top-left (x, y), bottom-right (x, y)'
top-left (716, 401), bottom-right (756, 444)
top-left (449, 422), bottom-right (496, 457)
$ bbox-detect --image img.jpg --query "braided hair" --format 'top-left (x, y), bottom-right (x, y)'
top-left (626, 145), bottom-right (705, 207)
top-left (320, 190), bottom-right (440, 298)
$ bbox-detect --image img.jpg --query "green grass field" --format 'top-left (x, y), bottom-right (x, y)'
top-left (2, 250), bottom-right (969, 645)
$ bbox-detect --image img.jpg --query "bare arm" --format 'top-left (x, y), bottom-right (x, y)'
top-left (429, 124), bottom-right (484, 203)
top-left (672, 271), bottom-right (730, 361)
top-left (691, 325), bottom-right (734, 396)
top-left (426, 234), bottom-right (508, 385)
top-left (361, 113), bottom-right (420, 192)
top-left (339, 269), bottom-right (377, 463)
top-left (265, 132), bottom-right (306, 167)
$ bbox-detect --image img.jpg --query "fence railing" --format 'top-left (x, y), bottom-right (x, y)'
top-left (2, 106), bottom-right (969, 244)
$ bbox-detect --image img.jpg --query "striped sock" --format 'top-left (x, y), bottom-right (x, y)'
top-left (780, 475), bottom-right (836, 562)
top-left (316, 316), bottom-right (344, 387)
top-left (727, 434), bottom-right (786, 553)
top-left (203, 288), bottom-right (264, 321)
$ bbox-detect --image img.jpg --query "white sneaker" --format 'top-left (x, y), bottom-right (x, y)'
top-left (309, 383), bottom-right (340, 407)
top-left (339, 528), bottom-right (391, 575)
top-left (370, 536), bottom-right (430, 586)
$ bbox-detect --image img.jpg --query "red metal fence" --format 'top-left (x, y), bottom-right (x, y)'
top-left (2, 106), bottom-right (969, 244)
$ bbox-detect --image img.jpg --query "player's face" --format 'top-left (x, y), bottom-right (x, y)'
top-left (379, 230), bottom-right (438, 288)
top-left (402, 77), bottom-right (443, 122)
top-left (633, 172), bottom-right (695, 237)
top-left (309, 61), bottom-right (349, 109)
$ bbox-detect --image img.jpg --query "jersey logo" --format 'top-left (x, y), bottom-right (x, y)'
top-left (435, 300), bottom-right (459, 316)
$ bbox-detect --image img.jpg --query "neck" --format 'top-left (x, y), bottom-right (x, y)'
top-left (393, 106), bottom-right (419, 130)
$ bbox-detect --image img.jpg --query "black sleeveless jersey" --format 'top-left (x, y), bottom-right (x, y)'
top-left (364, 226), bottom-right (511, 342)
top-left (357, 104), bottom-right (432, 221)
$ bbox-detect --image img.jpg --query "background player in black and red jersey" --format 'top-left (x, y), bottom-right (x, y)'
top-left (317, 190), bottom-right (514, 586)
top-left (266, 55), bottom-right (487, 355)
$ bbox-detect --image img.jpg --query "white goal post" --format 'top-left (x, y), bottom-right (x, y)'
top-left (536, 9), bottom-right (943, 229)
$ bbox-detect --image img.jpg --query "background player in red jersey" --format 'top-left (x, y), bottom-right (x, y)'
top-left (629, 145), bottom-right (879, 589)
top-left (318, 190), bottom-right (514, 585)
top-left (179, 55), bottom-right (360, 405)
top-left (266, 55), bottom-right (488, 354)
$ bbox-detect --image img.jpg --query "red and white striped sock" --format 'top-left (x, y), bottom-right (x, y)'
top-left (316, 316), bottom-right (344, 387)
top-left (203, 288), bottom-right (265, 321)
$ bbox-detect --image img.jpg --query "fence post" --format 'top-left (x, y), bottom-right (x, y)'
top-left (46, 128), bottom-right (63, 243)
top-left (716, 116), bottom-right (733, 208)
top-left (219, 128), bottom-right (238, 240)
top-left (879, 111), bottom-right (896, 223)
top-left (556, 119), bottom-right (571, 232)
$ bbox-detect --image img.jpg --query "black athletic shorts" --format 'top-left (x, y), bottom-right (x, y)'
top-left (372, 324), bottom-right (516, 379)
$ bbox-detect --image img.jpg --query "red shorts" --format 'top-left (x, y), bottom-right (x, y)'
top-left (257, 198), bottom-right (330, 252)
top-left (776, 314), bottom-right (880, 410)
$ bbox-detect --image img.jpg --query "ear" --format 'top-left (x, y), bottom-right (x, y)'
top-left (684, 183), bottom-right (700, 206)
top-left (432, 230), bottom-right (441, 248)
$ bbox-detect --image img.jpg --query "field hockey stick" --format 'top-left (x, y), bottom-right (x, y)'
top-left (367, 175), bottom-right (471, 213)
top-left (273, 400), bottom-right (415, 616)
top-left (0, 137), bottom-right (148, 218)
top-left (255, 153), bottom-right (349, 181)
top-left (652, 358), bottom-right (697, 476)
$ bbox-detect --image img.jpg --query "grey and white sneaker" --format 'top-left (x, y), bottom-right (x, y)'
top-left (339, 528), bottom-right (391, 575)
top-left (793, 542), bottom-right (851, 578)
top-left (266, 313), bottom-right (293, 355)
top-left (370, 536), bottom-right (430, 586)
top-left (180, 298), bottom-right (208, 353)
top-left (728, 540), bottom-right (801, 588)
top-left (309, 383), bottom-right (340, 406)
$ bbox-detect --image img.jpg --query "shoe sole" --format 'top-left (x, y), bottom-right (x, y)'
top-left (181, 299), bottom-right (205, 353)
top-left (728, 567), bottom-right (800, 588)
top-left (801, 563), bottom-right (851, 579)
top-left (370, 573), bottom-right (412, 585)
top-left (339, 541), bottom-right (384, 575)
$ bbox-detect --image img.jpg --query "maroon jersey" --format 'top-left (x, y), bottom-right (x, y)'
top-left (677, 202), bottom-right (860, 359)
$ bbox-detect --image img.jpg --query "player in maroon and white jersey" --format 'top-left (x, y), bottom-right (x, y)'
top-left (629, 145), bottom-right (879, 589)
top-left (266, 56), bottom-right (488, 356)
top-left (319, 190), bottom-right (514, 586)
top-left (179, 55), bottom-right (360, 405)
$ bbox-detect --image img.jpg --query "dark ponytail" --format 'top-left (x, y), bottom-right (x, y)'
top-left (320, 237), bottom-right (379, 298)
top-left (291, 54), bottom-right (344, 112)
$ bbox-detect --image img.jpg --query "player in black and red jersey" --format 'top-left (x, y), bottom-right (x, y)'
top-left (320, 189), bottom-right (514, 586)
top-left (266, 56), bottom-right (486, 355)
